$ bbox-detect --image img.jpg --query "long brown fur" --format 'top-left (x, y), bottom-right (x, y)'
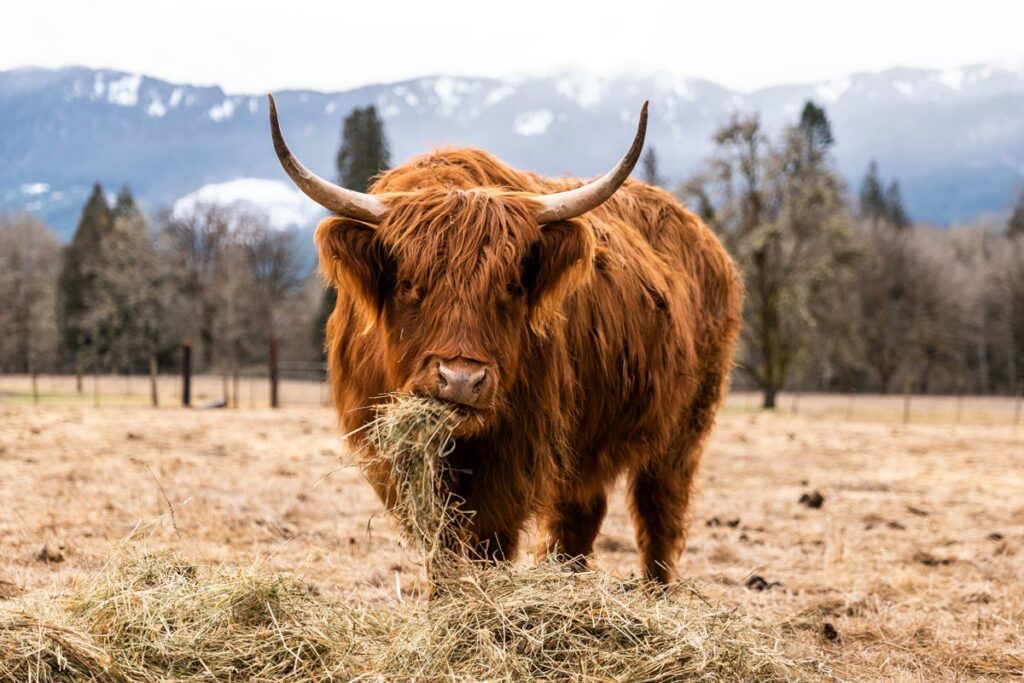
top-left (319, 147), bottom-right (742, 582)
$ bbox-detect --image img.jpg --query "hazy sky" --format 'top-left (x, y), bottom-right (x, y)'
top-left (3, 1), bottom-right (1022, 93)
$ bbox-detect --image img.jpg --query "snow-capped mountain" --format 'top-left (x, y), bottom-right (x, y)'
top-left (2, 62), bottom-right (1023, 238)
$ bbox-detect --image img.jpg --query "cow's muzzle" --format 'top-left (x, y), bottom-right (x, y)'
top-left (431, 357), bottom-right (494, 410)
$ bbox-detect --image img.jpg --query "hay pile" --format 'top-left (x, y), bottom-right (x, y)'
top-left (0, 554), bottom-right (791, 682)
top-left (0, 396), bottom-right (796, 682)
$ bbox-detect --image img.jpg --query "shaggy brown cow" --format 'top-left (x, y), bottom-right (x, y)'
top-left (269, 95), bottom-right (741, 583)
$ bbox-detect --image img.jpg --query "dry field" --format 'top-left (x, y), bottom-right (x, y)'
top-left (0, 384), bottom-right (1022, 680)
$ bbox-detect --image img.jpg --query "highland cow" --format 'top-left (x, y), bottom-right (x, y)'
top-left (269, 95), bottom-right (741, 582)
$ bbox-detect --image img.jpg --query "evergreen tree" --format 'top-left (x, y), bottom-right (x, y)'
top-left (885, 180), bottom-right (910, 230)
top-left (859, 161), bottom-right (911, 230)
top-left (798, 101), bottom-right (834, 160)
top-left (1008, 188), bottom-right (1024, 237)
top-left (317, 106), bottom-right (392, 356)
top-left (859, 161), bottom-right (887, 225)
top-left (57, 183), bottom-right (115, 369)
top-left (56, 184), bottom-right (165, 373)
top-left (640, 147), bottom-right (663, 187)
top-left (109, 186), bottom-right (165, 371)
top-left (335, 106), bottom-right (391, 192)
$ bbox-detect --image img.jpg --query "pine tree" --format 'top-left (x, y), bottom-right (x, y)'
top-left (798, 101), bottom-right (834, 161)
top-left (1008, 188), bottom-right (1024, 237)
top-left (885, 180), bottom-right (910, 230)
top-left (859, 161), bottom-right (887, 225)
top-left (317, 106), bottom-right (392, 356)
top-left (57, 184), bottom-right (166, 373)
top-left (641, 147), bottom-right (663, 187)
top-left (109, 186), bottom-right (164, 371)
top-left (335, 106), bottom-right (391, 192)
top-left (58, 183), bottom-right (115, 369)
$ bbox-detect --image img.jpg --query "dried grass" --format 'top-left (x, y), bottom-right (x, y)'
top-left (0, 552), bottom-right (794, 682)
top-left (364, 395), bottom-right (468, 575)
top-left (0, 396), bottom-right (796, 682)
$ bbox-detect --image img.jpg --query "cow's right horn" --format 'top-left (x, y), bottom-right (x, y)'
top-left (268, 94), bottom-right (387, 224)
top-left (533, 101), bottom-right (648, 224)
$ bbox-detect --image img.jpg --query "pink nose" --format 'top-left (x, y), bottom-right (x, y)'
top-left (436, 359), bottom-right (490, 407)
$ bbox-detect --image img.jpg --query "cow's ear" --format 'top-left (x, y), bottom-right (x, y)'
top-left (524, 219), bottom-right (594, 333)
top-left (315, 216), bottom-right (393, 329)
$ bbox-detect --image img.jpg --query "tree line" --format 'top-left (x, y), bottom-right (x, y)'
top-left (0, 105), bottom-right (390, 389)
top-left (1, 101), bottom-right (1022, 408)
top-left (679, 102), bottom-right (1024, 407)
top-left (1, 188), bottom-right (311, 386)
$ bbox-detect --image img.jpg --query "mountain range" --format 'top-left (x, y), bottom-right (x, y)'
top-left (2, 62), bottom-right (1023, 239)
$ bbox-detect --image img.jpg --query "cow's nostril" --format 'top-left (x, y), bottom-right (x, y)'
top-left (472, 369), bottom-right (487, 394)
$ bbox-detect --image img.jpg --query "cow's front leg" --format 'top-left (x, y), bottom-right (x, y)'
top-left (460, 485), bottom-right (531, 564)
top-left (539, 489), bottom-right (608, 568)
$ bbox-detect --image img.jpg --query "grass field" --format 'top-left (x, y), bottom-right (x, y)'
top-left (0, 382), bottom-right (1021, 680)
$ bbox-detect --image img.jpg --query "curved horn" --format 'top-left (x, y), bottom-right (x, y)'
top-left (267, 94), bottom-right (386, 223)
top-left (534, 101), bottom-right (648, 224)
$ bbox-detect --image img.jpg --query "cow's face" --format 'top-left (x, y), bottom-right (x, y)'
top-left (317, 188), bottom-right (593, 435)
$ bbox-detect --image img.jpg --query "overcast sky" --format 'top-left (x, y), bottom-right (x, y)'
top-left (2, 1), bottom-right (1022, 93)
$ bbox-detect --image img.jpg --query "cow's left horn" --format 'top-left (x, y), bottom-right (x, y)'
top-left (534, 101), bottom-right (648, 224)
top-left (267, 94), bottom-right (387, 223)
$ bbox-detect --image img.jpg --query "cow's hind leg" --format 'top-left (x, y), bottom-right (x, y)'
top-left (540, 488), bottom-right (608, 568)
top-left (628, 449), bottom-right (700, 583)
top-left (629, 371), bottom-right (726, 583)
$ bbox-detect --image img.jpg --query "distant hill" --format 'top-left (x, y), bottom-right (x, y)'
top-left (2, 62), bottom-right (1023, 238)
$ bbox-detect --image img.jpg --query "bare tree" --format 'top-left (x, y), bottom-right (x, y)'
top-left (236, 215), bottom-right (305, 407)
top-left (682, 110), bottom-right (848, 408)
top-left (0, 214), bottom-right (61, 374)
top-left (158, 204), bottom-right (233, 370)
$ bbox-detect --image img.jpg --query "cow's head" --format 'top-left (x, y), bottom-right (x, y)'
top-left (269, 95), bottom-right (646, 434)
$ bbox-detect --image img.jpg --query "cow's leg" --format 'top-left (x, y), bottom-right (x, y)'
top-left (628, 451), bottom-right (700, 584)
top-left (539, 488), bottom-right (608, 568)
top-left (468, 513), bottom-right (524, 563)
top-left (463, 485), bottom-right (531, 564)
top-left (628, 369), bottom-right (726, 583)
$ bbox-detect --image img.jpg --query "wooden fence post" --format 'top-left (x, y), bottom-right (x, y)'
top-left (181, 341), bottom-right (192, 407)
top-left (75, 352), bottom-right (83, 395)
top-left (268, 334), bottom-right (280, 409)
top-left (902, 378), bottom-right (912, 425)
top-left (149, 356), bottom-right (159, 408)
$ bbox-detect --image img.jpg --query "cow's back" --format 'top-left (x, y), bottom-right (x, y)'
top-left (370, 147), bottom-right (741, 463)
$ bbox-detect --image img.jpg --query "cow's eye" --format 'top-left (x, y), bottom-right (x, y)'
top-left (396, 279), bottom-right (420, 303)
top-left (506, 281), bottom-right (524, 297)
